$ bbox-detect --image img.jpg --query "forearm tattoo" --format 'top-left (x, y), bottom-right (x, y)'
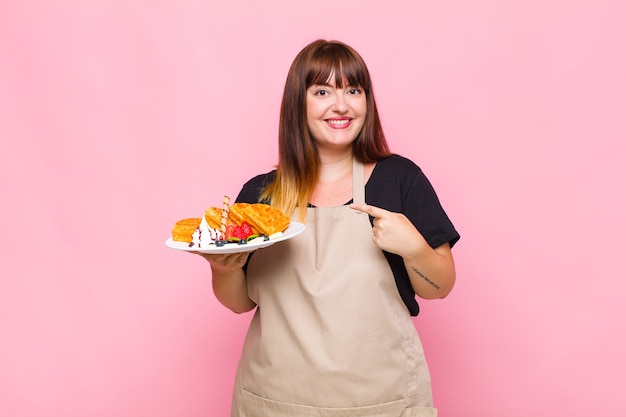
top-left (410, 266), bottom-right (440, 289)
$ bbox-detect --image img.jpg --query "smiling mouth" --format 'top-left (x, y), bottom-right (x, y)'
top-left (326, 118), bottom-right (352, 128)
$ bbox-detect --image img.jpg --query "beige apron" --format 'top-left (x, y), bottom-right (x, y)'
top-left (231, 160), bottom-right (437, 417)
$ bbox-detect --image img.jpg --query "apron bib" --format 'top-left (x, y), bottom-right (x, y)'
top-left (231, 160), bottom-right (436, 417)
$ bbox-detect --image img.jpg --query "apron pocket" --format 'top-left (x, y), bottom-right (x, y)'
top-left (238, 388), bottom-right (430, 417)
top-left (238, 389), bottom-right (320, 417)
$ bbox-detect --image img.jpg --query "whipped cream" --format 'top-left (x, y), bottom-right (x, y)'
top-left (190, 216), bottom-right (222, 248)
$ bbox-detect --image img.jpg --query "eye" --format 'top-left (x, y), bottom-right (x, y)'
top-left (314, 89), bottom-right (330, 96)
top-left (348, 88), bottom-right (363, 95)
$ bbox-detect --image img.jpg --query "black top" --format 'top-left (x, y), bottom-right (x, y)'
top-left (235, 154), bottom-right (460, 316)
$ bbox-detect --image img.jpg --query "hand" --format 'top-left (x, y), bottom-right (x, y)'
top-left (189, 251), bottom-right (250, 273)
top-left (350, 203), bottom-right (456, 299)
top-left (349, 203), bottom-right (427, 258)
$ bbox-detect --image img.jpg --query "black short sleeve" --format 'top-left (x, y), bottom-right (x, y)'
top-left (366, 155), bottom-right (459, 248)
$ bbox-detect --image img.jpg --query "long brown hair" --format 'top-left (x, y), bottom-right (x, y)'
top-left (263, 40), bottom-right (391, 220)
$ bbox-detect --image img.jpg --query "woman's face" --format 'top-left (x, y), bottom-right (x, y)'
top-left (306, 74), bottom-right (366, 153)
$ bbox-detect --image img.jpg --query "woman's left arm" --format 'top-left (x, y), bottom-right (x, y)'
top-left (350, 203), bottom-right (456, 299)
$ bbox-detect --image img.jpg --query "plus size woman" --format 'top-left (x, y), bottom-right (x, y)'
top-left (198, 39), bottom-right (460, 417)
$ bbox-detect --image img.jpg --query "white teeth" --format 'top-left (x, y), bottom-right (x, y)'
top-left (327, 119), bottom-right (350, 125)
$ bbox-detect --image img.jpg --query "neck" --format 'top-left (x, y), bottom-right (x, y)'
top-left (317, 153), bottom-right (353, 184)
top-left (309, 153), bottom-right (354, 207)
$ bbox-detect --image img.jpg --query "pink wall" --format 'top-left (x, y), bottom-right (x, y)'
top-left (1, 1), bottom-right (625, 416)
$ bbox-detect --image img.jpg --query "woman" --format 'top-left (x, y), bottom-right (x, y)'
top-left (203, 40), bottom-right (459, 417)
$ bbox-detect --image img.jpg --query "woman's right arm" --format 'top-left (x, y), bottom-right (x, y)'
top-left (196, 252), bottom-right (256, 314)
top-left (201, 172), bottom-right (269, 313)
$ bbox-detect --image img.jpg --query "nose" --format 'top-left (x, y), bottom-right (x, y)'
top-left (331, 92), bottom-right (348, 113)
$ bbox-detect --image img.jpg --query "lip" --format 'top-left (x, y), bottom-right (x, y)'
top-left (325, 118), bottom-right (353, 129)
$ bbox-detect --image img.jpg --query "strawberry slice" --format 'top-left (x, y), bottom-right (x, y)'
top-left (240, 221), bottom-right (254, 238)
top-left (231, 225), bottom-right (248, 240)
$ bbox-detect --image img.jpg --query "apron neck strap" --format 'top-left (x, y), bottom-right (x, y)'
top-left (352, 158), bottom-right (365, 205)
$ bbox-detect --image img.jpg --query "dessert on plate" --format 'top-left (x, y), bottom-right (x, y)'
top-left (171, 196), bottom-right (291, 249)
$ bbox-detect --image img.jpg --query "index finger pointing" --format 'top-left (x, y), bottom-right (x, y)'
top-left (349, 203), bottom-right (387, 218)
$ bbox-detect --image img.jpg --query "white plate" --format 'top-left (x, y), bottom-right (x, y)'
top-left (165, 222), bottom-right (305, 254)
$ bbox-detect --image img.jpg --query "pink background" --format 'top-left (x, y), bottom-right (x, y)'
top-left (1, 1), bottom-right (625, 416)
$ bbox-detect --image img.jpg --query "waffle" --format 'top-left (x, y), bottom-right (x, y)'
top-left (230, 203), bottom-right (290, 236)
top-left (203, 207), bottom-right (224, 229)
top-left (172, 218), bottom-right (202, 243)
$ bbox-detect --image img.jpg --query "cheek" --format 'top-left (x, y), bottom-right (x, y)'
top-left (305, 107), bottom-right (315, 128)
top-left (306, 99), bottom-right (322, 117)
top-left (348, 97), bottom-right (367, 116)
top-left (357, 99), bottom-right (367, 115)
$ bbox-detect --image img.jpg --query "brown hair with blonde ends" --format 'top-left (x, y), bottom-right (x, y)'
top-left (262, 40), bottom-right (391, 221)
